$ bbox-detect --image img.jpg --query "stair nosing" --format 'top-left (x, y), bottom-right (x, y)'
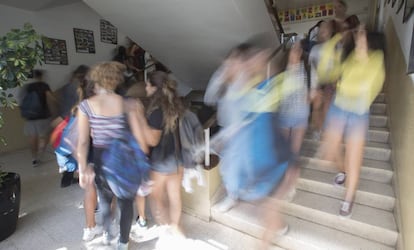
top-left (274, 190), bottom-right (398, 236)
top-left (297, 178), bottom-right (395, 211)
top-left (277, 198), bottom-right (398, 247)
top-left (300, 156), bottom-right (394, 184)
top-left (211, 201), bottom-right (395, 249)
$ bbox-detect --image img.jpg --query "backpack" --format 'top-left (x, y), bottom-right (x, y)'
top-left (101, 125), bottom-right (150, 199)
top-left (50, 117), bottom-right (70, 149)
top-left (179, 110), bottom-right (205, 169)
top-left (20, 90), bottom-right (45, 120)
top-left (52, 116), bottom-right (79, 173)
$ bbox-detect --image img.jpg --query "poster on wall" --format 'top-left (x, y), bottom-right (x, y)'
top-left (73, 28), bottom-right (96, 53)
top-left (42, 37), bottom-right (68, 65)
top-left (278, 3), bottom-right (335, 23)
top-left (100, 19), bottom-right (118, 44)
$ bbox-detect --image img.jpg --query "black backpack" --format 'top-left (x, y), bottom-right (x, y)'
top-left (20, 90), bottom-right (44, 120)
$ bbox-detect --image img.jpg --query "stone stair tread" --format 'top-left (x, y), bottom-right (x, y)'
top-left (302, 139), bottom-right (391, 161)
top-left (299, 168), bottom-right (395, 198)
top-left (365, 115), bottom-right (387, 128)
top-left (300, 155), bottom-right (392, 171)
top-left (302, 139), bottom-right (391, 150)
top-left (305, 127), bottom-right (389, 143)
top-left (286, 190), bottom-right (397, 232)
top-left (368, 127), bottom-right (389, 132)
top-left (211, 201), bottom-right (394, 250)
top-left (370, 103), bottom-right (387, 114)
top-left (300, 156), bottom-right (393, 184)
top-left (306, 126), bottom-right (389, 135)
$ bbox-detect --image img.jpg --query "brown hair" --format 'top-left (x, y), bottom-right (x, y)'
top-left (71, 66), bottom-right (94, 115)
top-left (147, 71), bottom-right (184, 133)
top-left (87, 61), bottom-right (126, 91)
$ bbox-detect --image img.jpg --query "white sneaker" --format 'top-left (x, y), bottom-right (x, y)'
top-left (82, 225), bottom-right (103, 241)
top-left (117, 241), bottom-right (129, 250)
top-left (102, 231), bottom-right (111, 245)
top-left (216, 196), bottom-right (238, 212)
top-left (276, 224), bottom-right (289, 237)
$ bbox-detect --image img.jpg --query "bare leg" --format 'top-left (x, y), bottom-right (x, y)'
top-left (344, 135), bottom-right (365, 202)
top-left (311, 91), bottom-right (323, 131)
top-left (135, 195), bottom-right (146, 220)
top-left (166, 168), bottom-right (183, 230)
top-left (261, 204), bottom-right (283, 249)
top-left (320, 120), bottom-right (345, 172)
top-left (261, 153), bottom-right (304, 249)
top-left (150, 171), bottom-right (169, 225)
top-left (84, 182), bottom-right (98, 228)
top-left (280, 128), bottom-right (291, 142)
top-left (29, 135), bottom-right (39, 160)
top-left (290, 127), bottom-right (306, 156)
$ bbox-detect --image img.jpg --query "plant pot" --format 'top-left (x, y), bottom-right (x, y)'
top-left (0, 172), bottom-right (21, 241)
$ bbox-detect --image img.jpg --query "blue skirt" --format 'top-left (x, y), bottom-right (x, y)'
top-left (220, 112), bottom-right (291, 201)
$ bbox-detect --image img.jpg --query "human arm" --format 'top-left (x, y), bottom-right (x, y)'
top-left (76, 105), bottom-right (94, 188)
top-left (125, 99), bottom-right (150, 154)
top-left (129, 100), bottom-right (162, 148)
top-left (308, 46), bottom-right (319, 100)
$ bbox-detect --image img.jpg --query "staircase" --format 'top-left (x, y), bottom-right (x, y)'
top-left (210, 93), bottom-right (398, 250)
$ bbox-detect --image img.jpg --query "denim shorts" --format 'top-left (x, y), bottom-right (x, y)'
top-left (325, 103), bottom-right (369, 139)
top-left (151, 155), bottom-right (181, 174)
top-left (277, 114), bottom-right (309, 129)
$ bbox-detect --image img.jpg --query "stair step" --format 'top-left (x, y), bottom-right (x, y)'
top-left (300, 156), bottom-right (394, 183)
top-left (302, 139), bottom-right (391, 162)
top-left (371, 103), bottom-right (387, 115)
top-left (375, 93), bottom-right (386, 103)
top-left (297, 168), bottom-right (395, 211)
top-left (370, 115), bottom-right (388, 128)
top-left (306, 127), bottom-right (389, 143)
top-left (211, 201), bottom-right (394, 250)
top-left (277, 190), bottom-right (398, 247)
top-left (367, 127), bottom-right (390, 143)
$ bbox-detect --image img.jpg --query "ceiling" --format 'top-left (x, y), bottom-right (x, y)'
top-left (0, 0), bottom-right (332, 12)
top-left (84, 0), bottom-right (279, 90)
top-left (0, 0), bottom-right (80, 11)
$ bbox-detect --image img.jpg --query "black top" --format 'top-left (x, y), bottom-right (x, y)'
top-left (148, 108), bottom-right (179, 163)
top-left (25, 81), bottom-right (51, 119)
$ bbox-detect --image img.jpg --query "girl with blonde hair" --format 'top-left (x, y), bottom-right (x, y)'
top-left (77, 61), bottom-right (148, 249)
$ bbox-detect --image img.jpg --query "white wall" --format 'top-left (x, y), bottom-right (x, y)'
top-left (0, 2), bottom-right (129, 91)
top-left (281, 0), bottom-right (370, 36)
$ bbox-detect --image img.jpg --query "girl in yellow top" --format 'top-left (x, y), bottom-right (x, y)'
top-left (321, 25), bottom-right (385, 217)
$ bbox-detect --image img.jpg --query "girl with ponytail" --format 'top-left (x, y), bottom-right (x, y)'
top-left (142, 71), bottom-right (185, 235)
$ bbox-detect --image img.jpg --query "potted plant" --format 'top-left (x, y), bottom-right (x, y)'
top-left (0, 23), bottom-right (45, 241)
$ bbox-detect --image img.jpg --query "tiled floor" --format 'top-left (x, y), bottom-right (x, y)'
top-left (0, 149), bottom-right (283, 250)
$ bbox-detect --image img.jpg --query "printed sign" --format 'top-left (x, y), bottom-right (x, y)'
top-left (42, 37), bottom-right (68, 65)
top-left (100, 19), bottom-right (118, 45)
top-left (74, 28), bottom-right (95, 53)
top-left (278, 3), bottom-right (335, 23)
